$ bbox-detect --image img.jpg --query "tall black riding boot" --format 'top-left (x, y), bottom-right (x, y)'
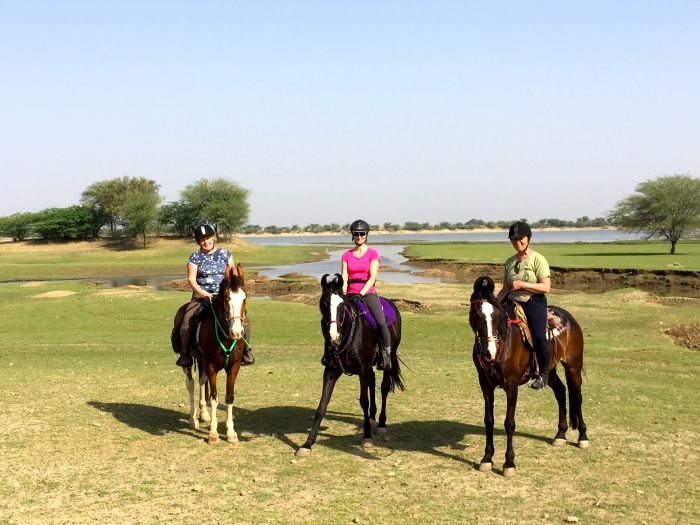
top-left (377, 346), bottom-right (392, 371)
top-left (530, 345), bottom-right (551, 390)
top-left (176, 350), bottom-right (193, 368)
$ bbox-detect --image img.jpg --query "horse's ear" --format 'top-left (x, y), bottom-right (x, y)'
top-left (224, 265), bottom-right (234, 281)
top-left (236, 263), bottom-right (245, 284)
top-left (474, 276), bottom-right (494, 293)
top-left (321, 274), bottom-right (330, 288)
top-left (334, 273), bottom-right (344, 288)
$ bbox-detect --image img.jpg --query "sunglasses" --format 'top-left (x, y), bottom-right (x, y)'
top-left (352, 232), bottom-right (366, 237)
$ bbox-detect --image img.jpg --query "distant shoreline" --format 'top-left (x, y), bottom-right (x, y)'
top-left (238, 226), bottom-right (619, 238)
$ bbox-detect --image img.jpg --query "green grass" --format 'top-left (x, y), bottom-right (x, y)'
top-left (0, 238), bottom-right (329, 281)
top-left (404, 240), bottom-right (700, 271)
top-left (0, 279), bottom-right (698, 524)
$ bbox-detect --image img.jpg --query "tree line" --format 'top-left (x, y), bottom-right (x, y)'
top-left (1, 174), bottom-right (698, 254)
top-left (0, 177), bottom-right (249, 248)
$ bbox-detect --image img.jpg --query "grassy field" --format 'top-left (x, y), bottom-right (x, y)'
top-left (1, 240), bottom-right (698, 523)
top-left (0, 238), bottom-right (327, 281)
top-left (403, 240), bottom-right (700, 271)
top-left (1, 267), bottom-right (699, 523)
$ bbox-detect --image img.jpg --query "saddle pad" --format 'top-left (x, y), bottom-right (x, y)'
top-left (357, 296), bottom-right (397, 331)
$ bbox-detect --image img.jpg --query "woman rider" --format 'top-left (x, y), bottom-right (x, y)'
top-left (496, 221), bottom-right (551, 390)
top-left (341, 219), bottom-right (392, 371)
top-left (175, 223), bottom-right (255, 367)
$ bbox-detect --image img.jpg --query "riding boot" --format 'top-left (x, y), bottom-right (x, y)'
top-left (176, 350), bottom-right (193, 368)
top-left (377, 346), bottom-right (392, 371)
top-left (242, 346), bottom-right (255, 366)
top-left (530, 346), bottom-right (551, 390)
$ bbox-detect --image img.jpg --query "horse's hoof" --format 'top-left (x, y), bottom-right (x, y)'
top-left (361, 438), bottom-right (374, 449)
top-left (226, 433), bottom-right (238, 443)
top-left (208, 433), bottom-right (219, 444)
top-left (578, 440), bottom-right (590, 449)
top-left (200, 412), bottom-right (211, 423)
top-left (375, 426), bottom-right (388, 436)
top-left (552, 438), bottom-right (567, 447)
top-left (190, 419), bottom-right (199, 430)
top-left (296, 447), bottom-right (312, 458)
top-left (502, 467), bottom-right (516, 478)
top-left (478, 462), bottom-right (492, 473)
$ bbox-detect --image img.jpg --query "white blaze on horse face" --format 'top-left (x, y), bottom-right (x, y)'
top-left (480, 302), bottom-right (498, 360)
top-left (328, 293), bottom-right (344, 344)
top-left (228, 289), bottom-right (247, 339)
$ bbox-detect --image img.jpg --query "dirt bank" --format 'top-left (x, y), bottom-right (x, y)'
top-left (409, 259), bottom-right (700, 297)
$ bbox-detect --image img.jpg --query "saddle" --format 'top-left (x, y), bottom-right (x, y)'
top-left (507, 302), bottom-right (568, 349)
top-left (355, 296), bottom-right (397, 331)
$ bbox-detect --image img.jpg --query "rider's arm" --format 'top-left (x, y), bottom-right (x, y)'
top-left (510, 276), bottom-right (551, 295)
top-left (341, 260), bottom-right (349, 294)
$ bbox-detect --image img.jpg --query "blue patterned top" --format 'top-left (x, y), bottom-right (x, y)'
top-left (188, 248), bottom-right (233, 294)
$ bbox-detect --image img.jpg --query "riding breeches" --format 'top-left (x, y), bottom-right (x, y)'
top-left (519, 294), bottom-right (550, 371)
top-left (361, 293), bottom-right (391, 348)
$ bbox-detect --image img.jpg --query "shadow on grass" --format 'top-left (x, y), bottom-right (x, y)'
top-left (87, 401), bottom-right (554, 467)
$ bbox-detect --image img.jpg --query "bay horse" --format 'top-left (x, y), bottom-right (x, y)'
top-left (296, 274), bottom-right (404, 456)
top-left (468, 276), bottom-right (588, 476)
top-left (173, 264), bottom-right (248, 444)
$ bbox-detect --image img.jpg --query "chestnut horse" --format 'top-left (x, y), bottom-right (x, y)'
top-left (468, 276), bottom-right (588, 476)
top-left (296, 274), bottom-right (404, 456)
top-left (173, 264), bottom-right (248, 444)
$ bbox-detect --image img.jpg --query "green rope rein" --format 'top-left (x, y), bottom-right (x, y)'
top-left (211, 298), bottom-right (250, 368)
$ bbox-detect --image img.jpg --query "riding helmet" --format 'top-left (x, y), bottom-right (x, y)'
top-left (349, 219), bottom-right (370, 235)
top-left (194, 223), bottom-right (216, 242)
top-left (508, 221), bottom-right (532, 240)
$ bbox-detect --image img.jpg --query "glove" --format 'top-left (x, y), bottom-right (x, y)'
top-left (350, 294), bottom-right (363, 305)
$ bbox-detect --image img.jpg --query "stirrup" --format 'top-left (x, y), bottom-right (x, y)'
top-left (529, 375), bottom-right (547, 390)
top-left (176, 352), bottom-right (193, 368)
top-left (241, 347), bottom-right (255, 366)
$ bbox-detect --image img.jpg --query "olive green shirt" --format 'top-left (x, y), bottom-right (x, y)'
top-left (503, 250), bottom-right (551, 303)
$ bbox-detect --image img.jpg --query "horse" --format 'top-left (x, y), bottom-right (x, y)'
top-left (172, 264), bottom-right (248, 444)
top-left (296, 273), bottom-right (405, 456)
top-left (468, 275), bottom-right (588, 476)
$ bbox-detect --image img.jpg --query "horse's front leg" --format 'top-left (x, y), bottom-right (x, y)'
top-left (359, 367), bottom-right (373, 448)
top-left (296, 367), bottom-right (339, 457)
top-left (224, 364), bottom-right (241, 443)
top-left (197, 367), bottom-right (211, 423)
top-left (207, 368), bottom-right (219, 444)
top-left (478, 371), bottom-right (496, 472)
top-left (183, 366), bottom-right (198, 430)
top-left (502, 383), bottom-right (519, 477)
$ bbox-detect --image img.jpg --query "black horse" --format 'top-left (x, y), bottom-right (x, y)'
top-left (469, 276), bottom-right (588, 476)
top-left (296, 274), bottom-right (404, 456)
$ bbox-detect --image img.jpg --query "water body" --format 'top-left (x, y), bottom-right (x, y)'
top-left (256, 245), bottom-right (440, 283)
top-left (244, 229), bottom-right (643, 246)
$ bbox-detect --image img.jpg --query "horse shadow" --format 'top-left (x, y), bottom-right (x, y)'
top-left (87, 401), bottom-right (554, 467)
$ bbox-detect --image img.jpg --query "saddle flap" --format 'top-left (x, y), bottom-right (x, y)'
top-left (356, 296), bottom-right (396, 331)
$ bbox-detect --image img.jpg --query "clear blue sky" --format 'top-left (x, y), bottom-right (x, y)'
top-left (2, 1), bottom-right (698, 226)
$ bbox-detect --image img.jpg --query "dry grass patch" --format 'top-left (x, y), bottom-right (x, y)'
top-left (32, 290), bottom-right (78, 298)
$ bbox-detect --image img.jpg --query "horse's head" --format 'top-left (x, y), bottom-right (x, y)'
top-left (220, 263), bottom-right (247, 340)
top-left (320, 273), bottom-right (345, 346)
top-left (469, 276), bottom-right (505, 361)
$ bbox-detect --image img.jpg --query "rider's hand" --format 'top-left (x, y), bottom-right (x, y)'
top-left (350, 294), bottom-right (363, 305)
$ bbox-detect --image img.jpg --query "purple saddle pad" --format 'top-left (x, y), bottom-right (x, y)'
top-left (356, 296), bottom-right (397, 331)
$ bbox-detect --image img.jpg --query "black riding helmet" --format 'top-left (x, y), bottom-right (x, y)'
top-left (508, 221), bottom-right (532, 240)
top-left (349, 219), bottom-right (370, 235)
top-left (194, 223), bottom-right (216, 242)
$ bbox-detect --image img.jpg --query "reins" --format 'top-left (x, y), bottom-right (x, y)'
top-left (326, 300), bottom-right (357, 376)
top-left (208, 296), bottom-right (249, 369)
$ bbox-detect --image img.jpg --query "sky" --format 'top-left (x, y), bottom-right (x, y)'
top-left (2, 1), bottom-right (698, 226)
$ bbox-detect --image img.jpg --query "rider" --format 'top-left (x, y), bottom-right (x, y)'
top-left (175, 223), bottom-right (255, 367)
top-left (341, 219), bottom-right (392, 371)
top-left (496, 221), bottom-right (551, 390)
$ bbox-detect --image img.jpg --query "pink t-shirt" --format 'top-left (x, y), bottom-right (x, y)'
top-left (342, 248), bottom-right (380, 294)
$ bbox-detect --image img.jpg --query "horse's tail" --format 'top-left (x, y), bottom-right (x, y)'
top-left (388, 353), bottom-right (405, 392)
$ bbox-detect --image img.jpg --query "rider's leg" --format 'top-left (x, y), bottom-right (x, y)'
top-left (176, 301), bottom-right (200, 367)
top-left (363, 293), bottom-right (392, 371)
top-left (521, 295), bottom-right (550, 389)
top-left (242, 316), bottom-right (255, 365)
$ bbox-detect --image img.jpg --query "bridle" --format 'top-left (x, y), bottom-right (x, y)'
top-left (323, 293), bottom-right (357, 375)
top-left (470, 298), bottom-right (507, 367)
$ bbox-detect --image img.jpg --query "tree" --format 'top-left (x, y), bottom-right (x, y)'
top-left (81, 176), bottom-right (160, 235)
top-left (122, 191), bottom-right (161, 248)
top-left (32, 206), bottom-right (93, 239)
top-left (180, 178), bottom-right (250, 237)
top-left (0, 212), bottom-right (34, 241)
top-left (609, 175), bottom-right (700, 254)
